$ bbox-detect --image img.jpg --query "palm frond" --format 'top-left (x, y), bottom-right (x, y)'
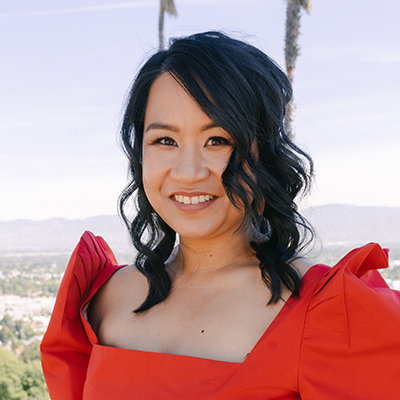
top-left (161, 0), bottom-right (177, 17)
top-left (300, 0), bottom-right (312, 14)
top-left (159, 0), bottom-right (178, 50)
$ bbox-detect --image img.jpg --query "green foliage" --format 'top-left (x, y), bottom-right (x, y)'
top-left (0, 276), bottom-right (60, 297)
top-left (0, 253), bottom-right (65, 297)
top-left (21, 360), bottom-right (49, 400)
top-left (0, 326), bottom-right (15, 346)
top-left (0, 315), bottom-right (37, 346)
top-left (19, 342), bottom-right (41, 364)
top-left (0, 348), bottom-right (26, 400)
top-left (0, 254), bottom-right (67, 275)
top-left (0, 348), bottom-right (49, 400)
top-left (15, 320), bottom-right (35, 341)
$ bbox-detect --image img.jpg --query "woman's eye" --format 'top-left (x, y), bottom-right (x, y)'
top-left (155, 137), bottom-right (176, 146)
top-left (207, 137), bottom-right (231, 146)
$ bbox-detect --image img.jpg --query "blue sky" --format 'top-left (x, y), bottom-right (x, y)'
top-left (1, 0), bottom-right (399, 220)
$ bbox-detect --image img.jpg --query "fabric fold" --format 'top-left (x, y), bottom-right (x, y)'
top-left (41, 231), bottom-right (123, 400)
top-left (300, 243), bottom-right (400, 399)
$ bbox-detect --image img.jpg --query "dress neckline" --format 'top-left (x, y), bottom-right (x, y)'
top-left (83, 263), bottom-right (328, 365)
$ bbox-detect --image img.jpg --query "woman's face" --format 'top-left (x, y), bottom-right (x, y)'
top-left (142, 73), bottom-right (246, 242)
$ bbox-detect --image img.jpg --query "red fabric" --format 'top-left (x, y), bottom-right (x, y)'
top-left (41, 234), bottom-right (400, 399)
top-left (40, 231), bottom-right (125, 400)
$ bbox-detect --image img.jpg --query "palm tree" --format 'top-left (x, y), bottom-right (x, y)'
top-left (284, 0), bottom-right (312, 138)
top-left (159, 0), bottom-right (178, 51)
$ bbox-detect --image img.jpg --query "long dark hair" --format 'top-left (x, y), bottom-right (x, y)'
top-left (119, 31), bottom-right (314, 313)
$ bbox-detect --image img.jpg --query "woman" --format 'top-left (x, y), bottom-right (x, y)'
top-left (41, 32), bottom-right (400, 399)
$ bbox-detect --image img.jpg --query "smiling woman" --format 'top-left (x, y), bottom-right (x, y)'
top-left (118, 31), bottom-right (315, 313)
top-left (142, 73), bottom-right (243, 243)
top-left (40, 32), bottom-right (400, 400)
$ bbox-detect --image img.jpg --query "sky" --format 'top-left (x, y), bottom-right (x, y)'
top-left (1, 0), bottom-right (399, 221)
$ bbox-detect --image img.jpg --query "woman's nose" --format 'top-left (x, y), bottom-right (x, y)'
top-left (170, 146), bottom-right (210, 182)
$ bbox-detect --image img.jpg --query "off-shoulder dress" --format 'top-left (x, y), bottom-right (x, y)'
top-left (41, 231), bottom-right (400, 399)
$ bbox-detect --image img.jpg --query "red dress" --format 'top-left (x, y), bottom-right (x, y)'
top-left (41, 231), bottom-right (400, 399)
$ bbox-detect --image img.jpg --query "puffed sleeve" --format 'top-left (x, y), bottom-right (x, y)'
top-left (40, 231), bottom-right (122, 400)
top-left (299, 243), bottom-right (400, 399)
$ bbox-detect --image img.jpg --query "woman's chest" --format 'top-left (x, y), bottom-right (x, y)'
top-left (96, 281), bottom-right (289, 363)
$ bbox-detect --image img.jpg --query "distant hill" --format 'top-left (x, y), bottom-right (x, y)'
top-left (303, 204), bottom-right (400, 246)
top-left (302, 204), bottom-right (400, 264)
top-left (0, 215), bottom-right (131, 255)
top-left (1, 205), bottom-right (399, 263)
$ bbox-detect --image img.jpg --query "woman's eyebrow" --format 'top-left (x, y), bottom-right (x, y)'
top-left (201, 122), bottom-right (220, 132)
top-left (145, 122), bottom-right (178, 133)
top-left (145, 122), bottom-right (220, 133)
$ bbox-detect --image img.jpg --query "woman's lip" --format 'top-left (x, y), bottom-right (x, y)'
top-left (170, 195), bottom-right (217, 211)
top-left (170, 191), bottom-right (216, 197)
top-left (172, 194), bottom-right (214, 205)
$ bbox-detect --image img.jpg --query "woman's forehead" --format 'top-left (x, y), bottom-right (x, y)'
top-left (144, 73), bottom-right (216, 130)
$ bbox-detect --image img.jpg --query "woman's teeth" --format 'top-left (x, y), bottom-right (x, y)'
top-left (174, 195), bottom-right (214, 204)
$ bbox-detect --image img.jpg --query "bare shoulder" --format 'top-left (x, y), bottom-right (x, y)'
top-left (290, 255), bottom-right (317, 278)
top-left (87, 264), bottom-right (148, 333)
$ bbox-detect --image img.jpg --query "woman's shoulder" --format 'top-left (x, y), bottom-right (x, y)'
top-left (87, 263), bottom-right (148, 334)
top-left (92, 263), bottom-right (148, 309)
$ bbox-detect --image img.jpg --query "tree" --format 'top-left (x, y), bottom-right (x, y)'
top-left (0, 315), bottom-right (36, 345)
top-left (21, 360), bottom-right (49, 400)
top-left (159, 0), bottom-right (178, 50)
top-left (0, 315), bottom-right (16, 346)
top-left (284, 0), bottom-right (312, 138)
top-left (0, 326), bottom-right (14, 346)
top-left (19, 342), bottom-right (41, 364)
top-left (0, 348), bottom-right (25, 400)
top-left (0, 348), bottom-right (49, 400)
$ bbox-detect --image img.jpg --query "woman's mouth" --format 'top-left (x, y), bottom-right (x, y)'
top-left (173, 194), bottom-right (214, 205)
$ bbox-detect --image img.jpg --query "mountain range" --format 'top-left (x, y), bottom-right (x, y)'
top-left (1, 204), bottom-right (399, 261)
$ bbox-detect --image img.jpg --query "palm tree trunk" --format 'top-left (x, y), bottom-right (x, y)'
top-left (284, 0), bottom-right (312, 138)
top-left (159, 4), bottom-right (165, 50)
top-left (159, 0), bottom-right (178, 51)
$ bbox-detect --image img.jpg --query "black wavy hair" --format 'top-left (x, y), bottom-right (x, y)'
top-left (119, 31), bottom-right (314, 313)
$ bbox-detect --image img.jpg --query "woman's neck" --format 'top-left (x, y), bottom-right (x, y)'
top-left (168, 228), bottom-right (259, 279)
